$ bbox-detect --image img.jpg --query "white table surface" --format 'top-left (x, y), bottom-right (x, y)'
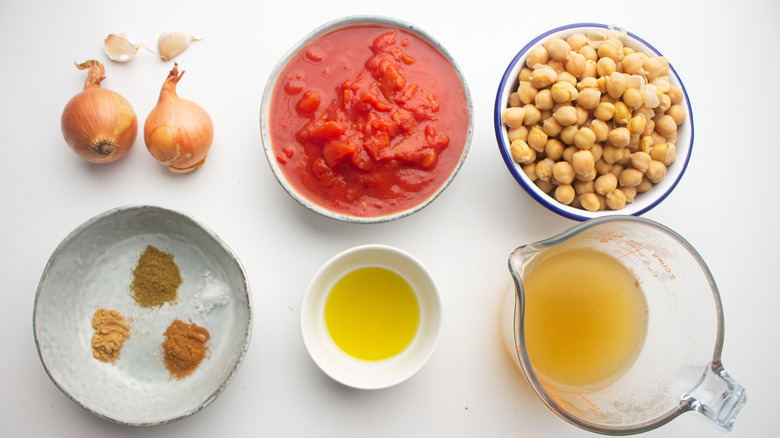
top-left (2, 0), bottom-right (776, 436)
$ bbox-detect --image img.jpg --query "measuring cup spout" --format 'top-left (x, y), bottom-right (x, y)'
top-left (682, 363), bottom-right (747, 431)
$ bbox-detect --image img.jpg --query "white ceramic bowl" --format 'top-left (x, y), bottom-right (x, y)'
top-left (260, 15), bottom-right (473, 224)
top-left (494, 23), bottom-right (693, 221)
top-left (300, 244), bottom-right (442, 389)
top-left (33, 205), bottom-right (252, 425)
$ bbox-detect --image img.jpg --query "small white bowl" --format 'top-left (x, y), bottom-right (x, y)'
top-left (33, 205), bottom-right (252, 425)
top-left (494, 23), bottom-right (693, 221)
top-left (300, 244), bottom-right (442, 389)
top-left (260, 15), bottom-right (473, 224)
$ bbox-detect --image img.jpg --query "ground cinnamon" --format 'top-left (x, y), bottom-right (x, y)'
top-left (91, 308), bottom-right (131, 364)
top-left (131, 245), bottom-right (182, 307)
top-left (162, 319), bottom-right (210, 379)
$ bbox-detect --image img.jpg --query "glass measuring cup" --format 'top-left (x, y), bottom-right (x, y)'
top-left (506, 216), bottom-right (746, 435)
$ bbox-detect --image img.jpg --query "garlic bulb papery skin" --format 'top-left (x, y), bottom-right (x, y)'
top-left (104, 34), bottom-right (141, 62)
top-left (157, 30), bottom-right (200, 61)
top-left (144, 64), bottom-right (213, 173)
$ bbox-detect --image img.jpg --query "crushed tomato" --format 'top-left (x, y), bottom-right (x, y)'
top-left (269, 25), bottom-right (469, 217)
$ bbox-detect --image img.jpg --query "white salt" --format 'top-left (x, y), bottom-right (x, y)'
top-left (192, 272), bottom-right (230, 314)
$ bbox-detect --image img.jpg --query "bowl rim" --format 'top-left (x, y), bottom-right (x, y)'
top-left (494, 23), bottom-right (694, 221)
top-left (260, 14), bottom-right (474, 224)
top-left (300, 244), bottom-right (442, 389)
top-left (32, 204), bottom-right (253, 426)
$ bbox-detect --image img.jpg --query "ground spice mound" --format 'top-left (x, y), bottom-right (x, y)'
top-left (131, 245), bottom-right (182, 307)
top-left (162, 319), bottom-right (210, 380)
top-left (91, 308), bottom-right (131, 364)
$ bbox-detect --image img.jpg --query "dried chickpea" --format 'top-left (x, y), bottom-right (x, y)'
top-left (566, 33), bottom-right (588, 51)
top-left (507, 125), bottom-right (528, 143)
top-left (577, 76), bottom-right (598, 91)
top-left (621, 52), bottom-right (646, 75)
top-left (510, 139), bottom-right (536, 164)
top-left (654, 114), bottom-right (677, 137)
top-left (508, 92), bottom-right (522, 108)
top-left (596, 57), bottom-right (617, 77)
top-left (551, 81), bottom-right (578, 103)
top-left (545, 37), bottom-right (572, 61)
top-left (622, 186), bottom-right (637, 203)
top-left (534, 89), bottom-right (554, 110)
top-left (522, 104), bottom-right (542, 126)
top-left (536, 179), bottom-right (555, 193)
top-left (579, 193), bottom-right (601, 212)
top-left (527, 125), bottom-right (548, 152)
top-left (574, 126), bottom-right (596, 150)
top-left (575, 167), bottom-right (598, 183)
top-left (594, 173), bottom-right (618, 195)
top-left (606, 188), bottom-right (627, 210)
top-left (544, 138), bottom-right (565, 160)
top-left (575, 105), bottom-right (589, 125)
top-left (602, 145), bottom-right (624, 164)
top-left (650, 142), bottom-right (676, 165)
top-left (526, 45), bottom-right (549, 68)
top-left (629, 151), bottom-right (652, 172)
top-left (651, 131), bottom-right (667, 146)
top-left (636, 176), bottom-right (653, 193)
top-left (623, 87), bottom-right (644, 109)
top-left (555, 184), bottom-right (576, 204)
top-left (522, 163), bottom-right (537, 181)
top-left (562, 145), bottom-right (578, 163)
top-left (595, 158), bottom-right (612, 175)
top-left (574, 179), bottom-right (594, 194)
top-left (557, 71), bottom-right (578, 86)
top-left (590, 119), bottom-right (610, 142)
top-left (667, 104), bottom-right (687, 125)
top-left (608, 127), bottom-right (631, 147)
top-left (530, 64), bottom-right (558, 88)
top-left (542, 117), bottom-right (563, 137)
top-left (572, 149), bottom-right (595, 176)
top-left (666, 85), bottom-right (684, 105)
top-left (519, 67), bottom-right (533, 82)
top-left (548, 59), bottom-right (565, 73)
top-left (639, 135), bottom-right (654, 153)
top-left (634, 105), bottom-right (655, 122)
top-left (552, 161), bottom-right (575, 185)
top-left (517, 81), bottom-right (538, 105)
top-left (613, 101), bottom-right (631, 124)
top-left (641, 118), bottom-right (655, 138)
top-left (643, 57), bottom-right (668, 81)
top-left (618, 168), bottom-right (644, 188)
top-left (535, 158), bottom-right (555, 182)
top-left (502, 107), bottom-right (526, 128)
top-left (560, 125), bottom-right (578, 145)
top-left (627, 114), bottom-right (647, 135)
top-left (657, 93), bottom-right (672, 112)
top-left (566, 53), bottom-right (587, 77)
top-left (597, 40), bottom-right (621, 61)
top-left (606, 72), bottom-right (628, 99)
top-left (594, 102), bottom-right (616, 121)
top-left (646, 160), bottom-right (667, 183)
top-left (609, 163), bottom-right (624, 178)
top-left (581, 59), bottom-right (598, 78)
top-left (553, 105), bottom-right (578, 126)
top-left (577, 88), bottom-right (601, 110)
top-left (589, 142), bottom-right (603, 162)
top-left (579, 44), bottom-right (598, 62)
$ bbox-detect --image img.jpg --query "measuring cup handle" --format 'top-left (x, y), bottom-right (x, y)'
top-left (683, 363), bottom-right (747, 431)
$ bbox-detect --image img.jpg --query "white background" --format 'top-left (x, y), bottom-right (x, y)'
top-left (1, 0), bottom-right (776, 436)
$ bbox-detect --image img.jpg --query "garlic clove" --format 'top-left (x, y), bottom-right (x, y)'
top-left (103, 33), bottom-right (141, 62)
top-left (157, 30), bottom-right (200, 61)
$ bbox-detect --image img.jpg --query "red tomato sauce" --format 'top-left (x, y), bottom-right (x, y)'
top-left (269, 24), bottom-right (470, 218)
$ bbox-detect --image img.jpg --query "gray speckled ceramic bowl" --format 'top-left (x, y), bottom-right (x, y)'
top-left (33, 205), bottom-right (252, 426)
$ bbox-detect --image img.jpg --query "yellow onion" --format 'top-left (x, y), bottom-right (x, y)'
top-left (144, 63), bottom-right (213, 173)
top-left (61, 60), bottom-right (138, 163)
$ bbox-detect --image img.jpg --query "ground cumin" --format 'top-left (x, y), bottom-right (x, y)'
top-left (91, 308), bottom-right (131, 364)
top-left (162, 319), bottom-right (210, 380)
top-left (131, 245), bottom-right (182, 307)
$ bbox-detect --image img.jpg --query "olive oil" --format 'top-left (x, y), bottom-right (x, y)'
top-left (325, 267), bottom-right (420, 360)
top-left (523, 249), bottom-right (648, 390)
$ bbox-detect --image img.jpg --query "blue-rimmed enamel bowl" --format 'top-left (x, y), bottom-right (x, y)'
top-left (494, 23), bottom-right (693, 221)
